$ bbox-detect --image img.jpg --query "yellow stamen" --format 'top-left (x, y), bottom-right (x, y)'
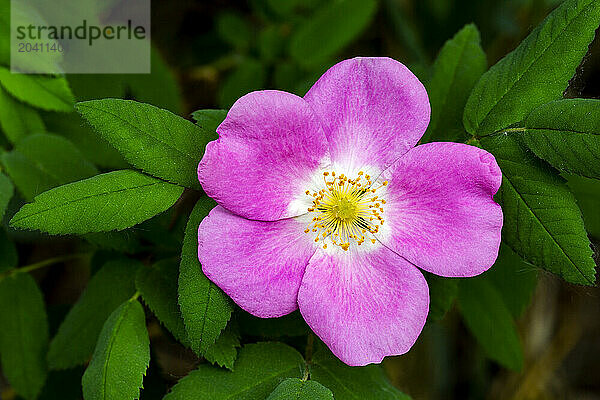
top-left (303, 170), bottom-right (387, 251)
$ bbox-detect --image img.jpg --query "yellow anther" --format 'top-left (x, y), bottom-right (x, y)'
top-left (303, 170), bottom-right (387, 251)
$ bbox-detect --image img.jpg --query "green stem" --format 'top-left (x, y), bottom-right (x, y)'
top-left (466, 126), bottom-right (527, 144)
top-left (465, 136), bottom-right (481, 146)
top-left (502, 127), bottom-right (527, 133)
top-left (130, 290), bottom-right (141, 301)
top-left (303, 332), bottom-right (315, 381)
top-left (0, 253), bottom-right (90, 280)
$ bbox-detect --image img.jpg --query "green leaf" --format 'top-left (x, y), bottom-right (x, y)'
top-left (135, 214), bottom-right (183, 256)
top-left (266, 378), bottom-right (334, 400)
top-left (381, 0), bottom-right (428, 65)
top-left (82, 299), bottom-right (150, 400)
top-left (218, 59), bottom-right (266, 108)
top-left (426, 274), bottom-right (459, 321)
top-left (0, 171), bottom-right (14, 219)
top-left (0, 273), bottom-right (49, 400)
top-left (76, 99), bottom-right (207, 189)
top-left (458, 277), bottom-right (523, 371)
top-left (0, 67), bottom-right (75, 112)
top-left (522, 99), bottom-right (600, 179)
top-left (136, 259), bottom-right (188, 344)
top-left (83, 231), bottom-right (143, 254)
top-left (422, 24), bottom-right (486, 143)
top-left (190, 109), bottom-right (227, 136)
top-left (0, 228), bottom-right (17, 273)
top-left (8, 2), bottom-right (63, 74)
top-left (216, 12), bottom-right (252, 49)
top-left (289, 0), bottom-right (377, 67)
top-left (309, 346), bottom-right (411, 400)
top-left (486, 244), bottom-right (538, 318)
top-left (48, 259), bottom-right (140, 370)
top-left (163, 342), bottom-right (305, 400)
top-left (463, 0), bottom-right (600, 136)
top-left (0, 0), bottom-right (8, 66)
top-left (0, 86), bottom-right (45, 143)
top-left (565, 174), bottom-right (600, 239)
top-left (43, 111), bottom-right (127, 169)
top-left (204, 323), bottom-right (241, 371)
top-left (258, 26), bottom-right (285, 62)
top-left (10, 170), bottom-right (183, 235)
top-left (178, 198), bottom-right (232, 355)
top-left (480, 134), bottom-right (596, 285)
top-left (1, 133), bottom-right (98, 201)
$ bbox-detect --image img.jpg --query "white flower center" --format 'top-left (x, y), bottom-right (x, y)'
top-left (304, 171), bottom-right (387, 251)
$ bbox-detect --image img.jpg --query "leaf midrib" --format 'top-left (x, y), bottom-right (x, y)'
top-left (198, 283), bottom-right (216, 353)
top-left (524, 126), bottom-right (600, 136)
top-left (100, 301), bottom-right (132, 400)
top-left (77, 102), bottom-right (198, 161)
top-left (11, 179), bottom-right (166, 224)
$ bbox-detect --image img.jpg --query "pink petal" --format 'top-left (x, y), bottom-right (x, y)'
top-left (304, 57), bottom-right (430, 175)
top-left (198, 206), bottom-right (316, 318)
top-left (298, 246), bottom-right (429, 366)
top-left (379, 142), bottom-right (503, 277)
top-left (198, 90), bottom-right (331, 221)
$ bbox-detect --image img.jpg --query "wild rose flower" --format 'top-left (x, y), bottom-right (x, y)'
top-left (197, 57), bottom-right (503, 366)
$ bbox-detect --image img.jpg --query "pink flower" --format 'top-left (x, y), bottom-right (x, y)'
top-left (197, 57), bottom-right (503, 366)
